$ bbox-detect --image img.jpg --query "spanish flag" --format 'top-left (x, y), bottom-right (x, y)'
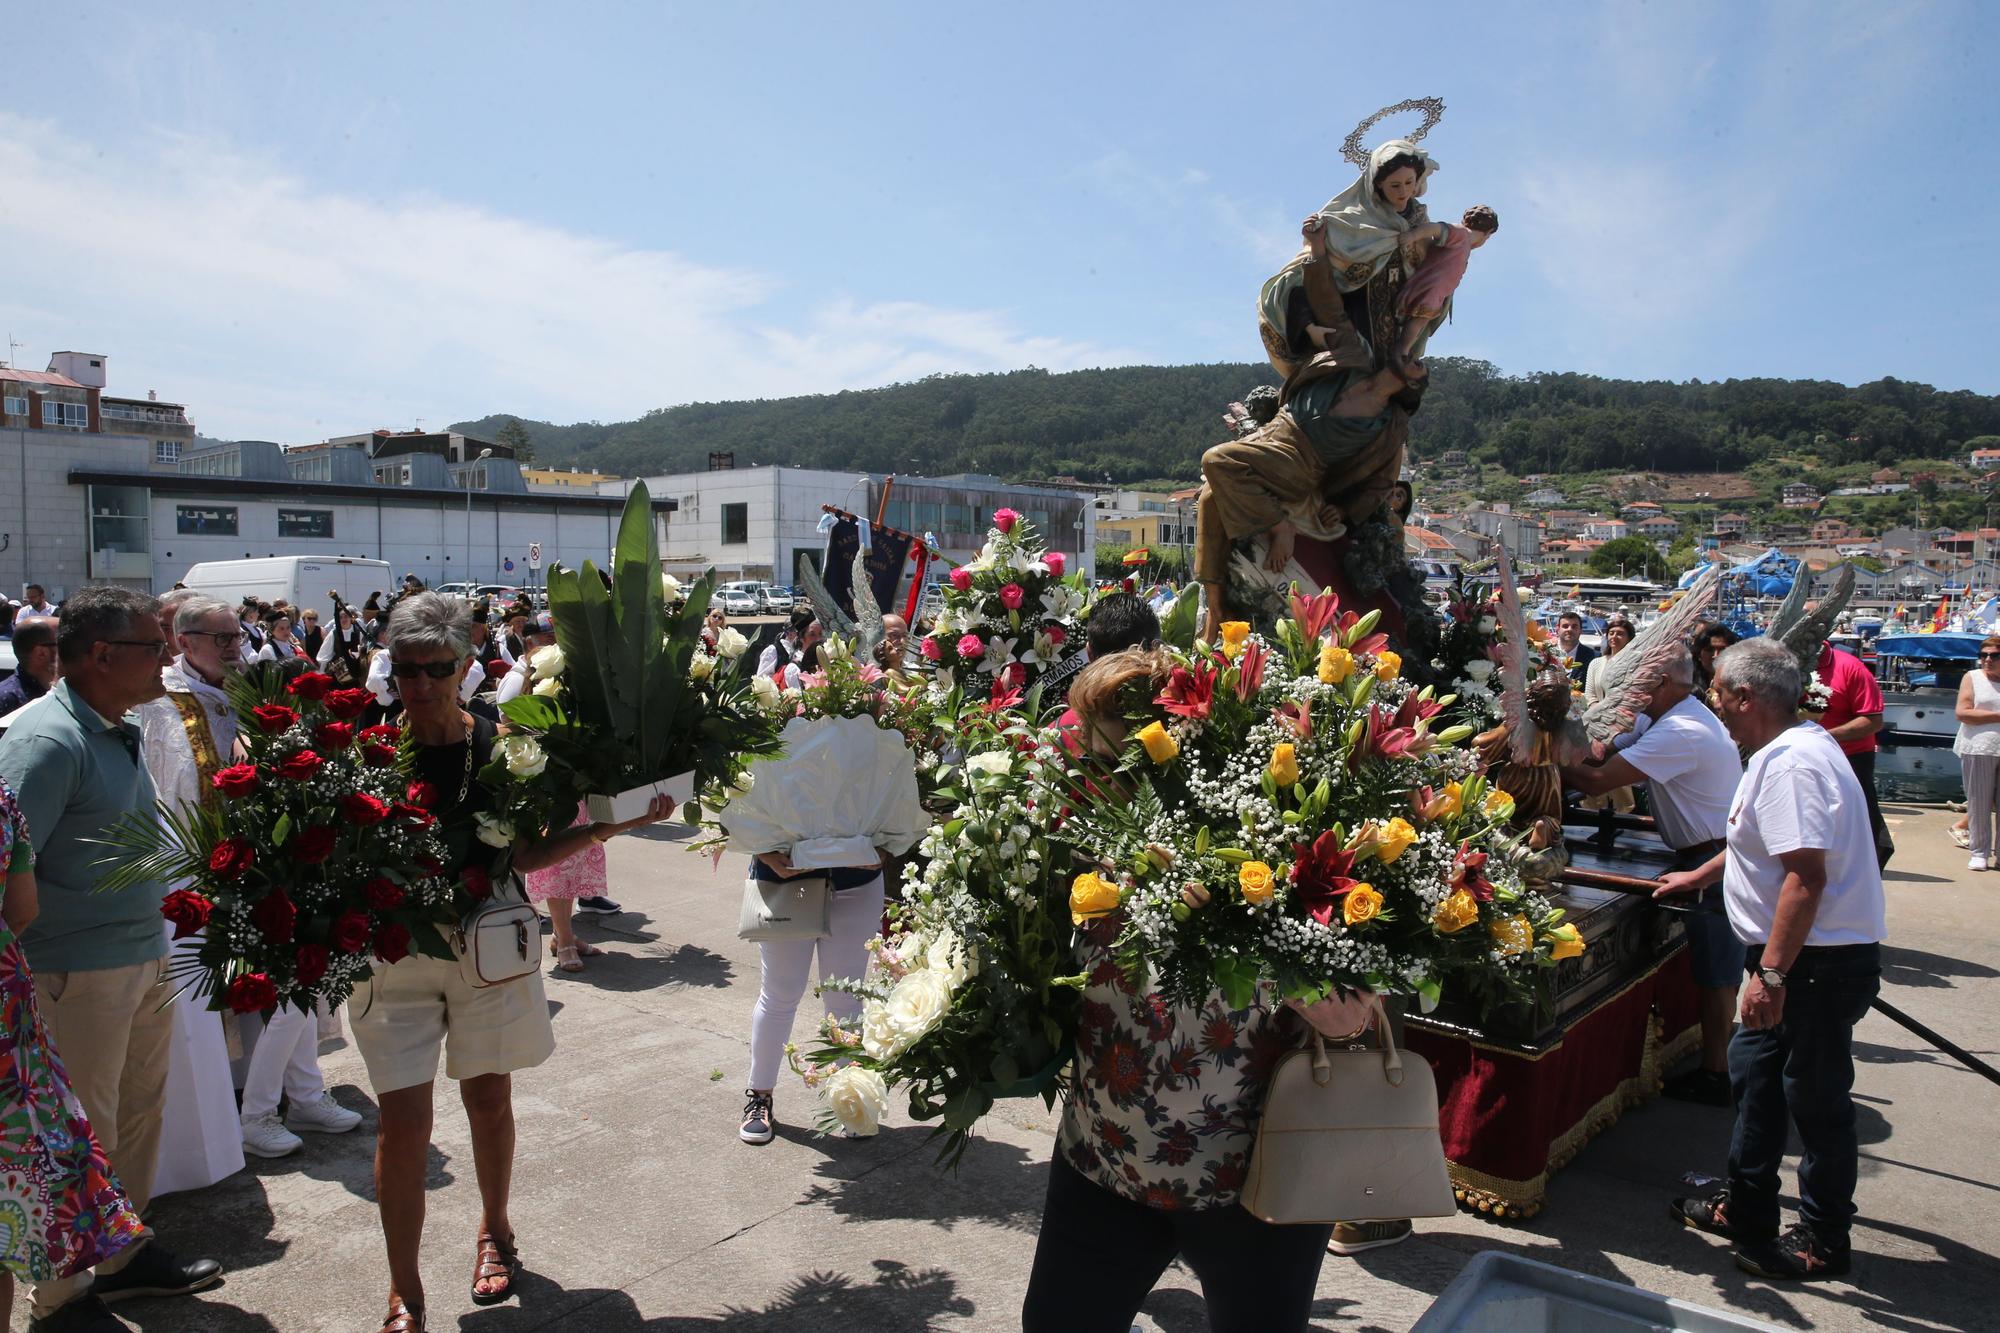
top-left (1122, 548), bottom-right (1150, 566)
top-left (1932, 596), bottom-right (1950, 630)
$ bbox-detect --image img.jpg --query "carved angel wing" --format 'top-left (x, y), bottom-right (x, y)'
top-left (1579, 566), bottom-right (1720, 748)
top-left (1764, 558), bottom-right (1813, 643)
top-left (851, 548), bottom-right (886, 663)
top-left (796, 561), bottom-right (858, 640)
top-left (1777, 563), bottom-right (1856, 676)
top-left (1492, 543), bottom-right (1533, 763)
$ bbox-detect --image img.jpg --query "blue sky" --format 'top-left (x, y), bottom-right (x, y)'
top-left (0, 1), bottom-right (1992, 441)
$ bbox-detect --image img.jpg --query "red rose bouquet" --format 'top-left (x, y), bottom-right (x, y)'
top-left (919, 511), bottom-right (1087, 702)
top-left (99, 669), bottom-right (461, 1013)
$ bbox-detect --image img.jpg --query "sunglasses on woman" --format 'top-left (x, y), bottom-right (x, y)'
top-left (390, 660), bottom-right (461, 679)
top-left (1981, 652), bottom-right (2000, 661)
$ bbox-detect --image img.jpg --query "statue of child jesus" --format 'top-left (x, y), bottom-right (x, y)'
top-left (1390, 204), bottom-right (1497, 375)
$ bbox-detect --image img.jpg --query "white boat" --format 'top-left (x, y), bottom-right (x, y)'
top-left (1879, 690), bottom-right (1958, 745)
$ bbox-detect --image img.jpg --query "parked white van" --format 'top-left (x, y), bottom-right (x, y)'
top-left (178, 557), bottom-right (394, 621)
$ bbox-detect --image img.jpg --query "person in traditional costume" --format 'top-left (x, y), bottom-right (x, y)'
top-left (1389, 204), bottom-right (1496, 375)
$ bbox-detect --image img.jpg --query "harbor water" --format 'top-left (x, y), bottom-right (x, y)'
top-left (1875, 743), bottom-right (1964, 805)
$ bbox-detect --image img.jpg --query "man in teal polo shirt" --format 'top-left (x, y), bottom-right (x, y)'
top-left (0, 586), bottom-right (222, 1330)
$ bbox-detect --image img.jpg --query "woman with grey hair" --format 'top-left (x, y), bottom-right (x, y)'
top-left (1657, 635), bottom-right (1886, 1282)
top-left (354, 592), bottom-right (674, 1333)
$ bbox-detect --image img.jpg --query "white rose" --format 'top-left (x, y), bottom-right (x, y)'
top-left (1464, 659), bottom-right (1496, 681)
top-left (498, 735), bottom-right (547, 779)
top-left (529, 644), bottom-right (566, 681)
top-left (716, 627), bottom-right (749, 659)
top-left (532, 677), bottom-right (562, 698)
top-left (965, 752), bottom-right (1012, 779)
top-left (861, 999), bottom-right (905, 1060)
top-left (883, 969), bottom-right (953, 1046)
top-left (661, 574), bottom-right (684, 601)
top-left (1478, 616), bottom-right (1496, 634)
top-left (924, 926), bottom-right (977, 988)
top-left (688, 652), bottom-right (716, 681)
top-left (474, 812), bottom-right (516, 848)
top-left (822, 1064), bottom-right (890, 1136)
top-left (750, 674), bottom-right (782, 707)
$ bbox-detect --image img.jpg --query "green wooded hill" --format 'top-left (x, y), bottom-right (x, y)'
top-left (455, 360), bottom-right (2000, 487)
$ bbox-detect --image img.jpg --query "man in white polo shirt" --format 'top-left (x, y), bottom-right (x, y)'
top-left (1563, 643), bottom-right (1743, 1106)
top-left (1654, 637), bottom-right (1886, 1282)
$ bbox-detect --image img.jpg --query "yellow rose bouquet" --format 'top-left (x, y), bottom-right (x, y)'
top-left (1056, 585), bottom-right (1576, 1011)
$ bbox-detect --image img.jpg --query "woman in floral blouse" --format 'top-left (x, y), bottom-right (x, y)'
top-left (1023, 649), bottom-right (1375, 1333)
top-left (0, 777), bottom-right (144, 1325)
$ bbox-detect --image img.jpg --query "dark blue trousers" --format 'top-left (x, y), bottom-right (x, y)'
top-left (1726, 942), bottom-right (1880, 1243)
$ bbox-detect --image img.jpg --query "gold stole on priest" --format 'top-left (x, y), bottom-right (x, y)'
top-left (168, 691), bottom-right (224, 810)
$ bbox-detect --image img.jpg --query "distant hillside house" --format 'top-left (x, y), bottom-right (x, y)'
top-left (1714, 513), bottom-right (1749, 537)
top-left (1870, 467), bottom-right (1901, 485)
top-left (1780, 482), bottom-right (1822, 509)
top-left (1584, 518), bottom-right (1629, 541)
top-left (1812, 517), bottom-right (1856, 542)
top-left (1635, 514), bottom-right (1680, 538)
top-left (1524, 486), bottom-right (1564, 507)
top-left (1968, 448), bottom-right (2000, 471)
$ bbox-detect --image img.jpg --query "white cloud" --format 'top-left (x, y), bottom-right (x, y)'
top-left (0, 115), bottom-right (1136, 439)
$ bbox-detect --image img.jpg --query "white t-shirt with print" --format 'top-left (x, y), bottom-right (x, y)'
top-left (1621, 695), bottom-right (1739, 850)
top-left (1722, 723), bottom-right (1886, 947)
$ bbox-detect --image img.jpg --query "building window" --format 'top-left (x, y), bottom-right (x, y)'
top-left (154, 439), bottom-right (181, 464)
top-left (1, 396), bottom-right (25, 417)
top-left (278, 508), bottom-right (334, 539)
top-left (721, 502), bottom-right (749, 546)
top-left (176, 504), bottom-right (238, 536)
top-left (42, 401), bottom-right (88, 429)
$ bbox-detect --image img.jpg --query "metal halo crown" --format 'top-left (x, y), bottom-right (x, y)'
top-left (1341, 97), bottom-right (1447, 168)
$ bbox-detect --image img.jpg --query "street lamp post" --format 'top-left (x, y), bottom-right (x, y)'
top-left (465, 447), bottom-right (492, 587)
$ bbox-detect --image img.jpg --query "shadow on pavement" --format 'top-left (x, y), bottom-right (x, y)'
top-left (549, 940), bottom-right (735, 992)
top-left (117, 1294), bottom-right (283, 1332)
top-left (795, 1127), bottom-right (1047, 1234)
top-left (447, 1259), bottom-right (973, 1331)
top-left (1877, 943), bottom-right (2000, 988)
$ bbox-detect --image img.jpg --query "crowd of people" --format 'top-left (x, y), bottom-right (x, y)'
top-left (0, 574), bottom-right (1906, 1329)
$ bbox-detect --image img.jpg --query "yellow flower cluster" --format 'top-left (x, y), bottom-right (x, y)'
top-left (1343, 882), bottom-right (1383, 925)
top-left (1069, 872), bottom-right (1121, 926)
top-left (1548, 924), bottom-right (1585, 960)
top-left (1219, 621), bottom-right (1251, 659)
top-left (1136, 721), bottom-right (1179, 764)
top-left (1238, 860), bottom-right (1276, 905)
top-left (1489, 915), bottom-right (1533, 957)
top-left (1374, 650), bottom-right (1402, 682)
top-left (1375, 816), bottom-right (1417, 864)
top-left (1432, 888), bottom-right (1479, 934)
top-left (1318, 643), bottom-right (1354, 685)
top-left (1269, 743), bottom-right (1299, 786)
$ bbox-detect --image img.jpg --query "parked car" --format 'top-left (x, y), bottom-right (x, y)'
top-left (714, 584), bottom-right (762, 616)
top-left (760, 585), bottom-right (796, 613)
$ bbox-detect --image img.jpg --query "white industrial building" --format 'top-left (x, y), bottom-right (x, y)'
top-left (635, 465), bottom-right (1095, 590)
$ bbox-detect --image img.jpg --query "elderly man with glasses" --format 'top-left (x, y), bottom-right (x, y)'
top-left (0, 587), bottom-right (223, 1328)
top-left (1656, 637), bottom-right (1886, 1282)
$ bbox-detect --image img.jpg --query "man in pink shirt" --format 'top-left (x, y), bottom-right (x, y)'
top-left (1815, 642), bottom-right (1892, 867)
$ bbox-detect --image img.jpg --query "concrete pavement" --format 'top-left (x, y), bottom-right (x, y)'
top-left (91, 801), bottom-right (1998, 1332)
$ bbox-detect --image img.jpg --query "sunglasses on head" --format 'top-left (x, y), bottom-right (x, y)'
top-left (390, 660), bottom-right (461, 679)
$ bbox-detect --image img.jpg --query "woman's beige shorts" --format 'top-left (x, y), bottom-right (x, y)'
top-left (349, 953), bottom-right (554, 1094)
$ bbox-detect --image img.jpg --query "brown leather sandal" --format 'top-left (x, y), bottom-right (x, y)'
top-left (381, 1295), bottom-right (426, 1331)
top-left (471, 1229), bottom-right (521, 1305)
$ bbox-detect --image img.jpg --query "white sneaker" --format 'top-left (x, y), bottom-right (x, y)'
top-left (1971, 855), bottom-right (1989, 872)
top-left (241, 1112), bottom-right (304, 1158)
top-left (284, 1091), bottom-right (362, 1135)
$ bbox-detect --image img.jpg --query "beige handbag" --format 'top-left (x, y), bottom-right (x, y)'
top-left (1240, 998), bottom-right (1457, 1224)
top-left (451, 880), bottom-right (541, 989)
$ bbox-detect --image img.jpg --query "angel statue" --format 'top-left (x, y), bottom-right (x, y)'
top-left (1764, 562), bottom-right (1859, 694)
top-left (1481, 544), bottom-right (1721, 832)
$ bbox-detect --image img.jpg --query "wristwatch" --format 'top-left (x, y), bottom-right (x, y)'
top-left (1757, 966), bottom-right (1787, 989)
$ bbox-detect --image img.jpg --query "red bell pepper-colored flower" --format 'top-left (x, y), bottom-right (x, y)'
top-left (208, 838), bottom-right (255, 879)
top-left (340, 792), bottom-right (390, 826)
top-left (212, 764), bottom-right (260, 798)
top-left (161, 888), bottom-right (213, 939)
top-left (285, 672), bottom-right (334, 702)
top-left (292, 825), bottom-right (337, 864)
top-left (249, 889), bottom-right (298, 946)
top-left (226, 972), bottom-right (278, 1014)
top-left (250, 703), bottom-right (299, 734)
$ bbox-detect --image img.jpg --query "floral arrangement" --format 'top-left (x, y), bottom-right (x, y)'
top-left (479, 482), bottom-right (779, 841)
top-left (100, 671), bottom-right (461, 1014)
top-left (1057, 588), bottom-right (1580, 1013)
top-left (920, 510), bottom-right (1088, 701)
top-left (1800, 669), bottom-right (1834, 716)
top-left (788, 706), bottom-right (1081, 1157)
top-left (1430, 572), bottom-right (1504, 728)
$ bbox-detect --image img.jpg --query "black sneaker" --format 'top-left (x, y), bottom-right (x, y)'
top-left (739, 1090), bottom-right (774, 1145)
top-left (27, 1293), bottom-right (127, 1331)
top-left (574, 894), bottom-right (623, 916)
top-left (1670, 1189), bottom-right (1741, 1239)
top-left (1663, 1069), bottom-right (1733, 1107)
top-left (1736, 1222), bottom-right (1852, 1281)
top-left (90, 1243), bottom-right (223, 1303)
